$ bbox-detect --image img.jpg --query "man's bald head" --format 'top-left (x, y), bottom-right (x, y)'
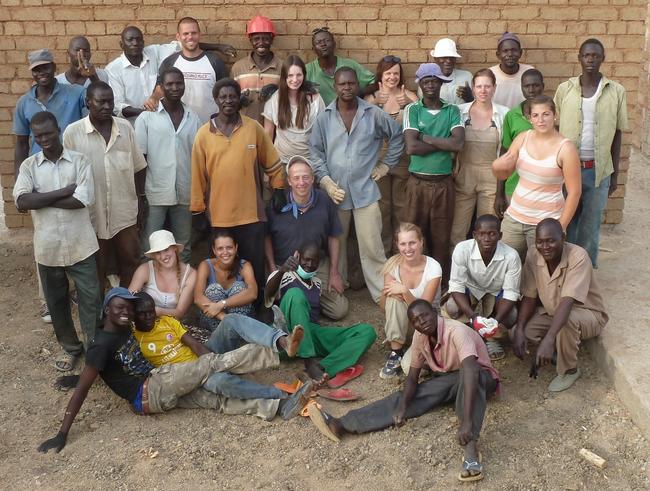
top-left (121, 26), bottom-right (143, 41)
top-left (536, 218), bottom-right (564, 239)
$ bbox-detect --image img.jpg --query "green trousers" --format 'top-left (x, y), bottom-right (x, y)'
top-left (279, 288), bottom-right (376, 376)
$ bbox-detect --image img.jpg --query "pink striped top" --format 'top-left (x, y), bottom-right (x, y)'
top-left (506, 131), bottom-right (568, 226)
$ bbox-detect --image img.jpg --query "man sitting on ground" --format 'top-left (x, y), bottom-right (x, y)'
top-left (444, 214), bottom-right (521, 361)
top-left (513, 218), bottom-right (609, 392)
top-left (307, 300), bottom-right (498, 483)
top-left (37, 288), bottom-right (314, 454)
top-left (265, 242), bottom-right (376, 386)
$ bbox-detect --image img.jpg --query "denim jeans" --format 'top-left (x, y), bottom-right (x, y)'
top-left (144, 204), bottom-right (192, 263)
top-left (567, 168), bottom-right (610, 268)
top-left (202, 314), bottom-right (286, 400)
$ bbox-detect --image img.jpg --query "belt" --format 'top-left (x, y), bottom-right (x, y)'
top-left (580, 160), bottom-right (595, 169)
top-left (409, 172), bottom-right (451, 182)
top-left (141, 378), bottom-right (151, 414)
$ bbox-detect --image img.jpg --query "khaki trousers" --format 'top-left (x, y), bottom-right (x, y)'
top-left (383, 296), bottom-right (413, 345)
top-left (451, 164), bottom-right (498, 246)
top-left (377, 158), bottom-right (409, 255)
top-left (315, 256), bottom-right (349, 320)
top-left (338, 202), bottom-right (387, 303)
top-left (501, 214), bottom-right (536, 263)
top-left (525, 306), bottom-right (607, 375)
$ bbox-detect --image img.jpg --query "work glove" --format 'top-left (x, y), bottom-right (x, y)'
top-left (319, 176), bottom-right (346, 205)
top-left (271, 188), bottom-right (288, 213)
top-left (371, 162), bottom-right (390, 181)
top-left (260, 84), bottom-right (279, 102)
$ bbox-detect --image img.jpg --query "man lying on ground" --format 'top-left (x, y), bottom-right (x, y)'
top-left (38, 287), bottom-right (313, 454)
top-left (308, 300), bottom-right (498, 483)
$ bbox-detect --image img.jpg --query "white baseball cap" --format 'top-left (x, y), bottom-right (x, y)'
top-left (430, 38), bottom-right (461, 58)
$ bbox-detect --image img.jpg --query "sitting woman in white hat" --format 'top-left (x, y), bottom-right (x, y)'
top-left (128, 230), bottom-right (197, 319)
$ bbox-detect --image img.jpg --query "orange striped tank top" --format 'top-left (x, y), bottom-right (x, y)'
top-left (506, 130), bottom-right (569, 226)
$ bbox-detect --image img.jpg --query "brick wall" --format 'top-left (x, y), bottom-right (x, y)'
top-left (1, 0), bottom-right (647, 228)
top-left (639, 4), bottom-right (650, 158)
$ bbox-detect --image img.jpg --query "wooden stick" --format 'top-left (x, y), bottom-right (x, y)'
top-left (579, 448), bottom-right (607, 469)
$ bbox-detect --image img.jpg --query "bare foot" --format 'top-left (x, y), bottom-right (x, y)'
top-left (304, 359), bottom-right (329, 387)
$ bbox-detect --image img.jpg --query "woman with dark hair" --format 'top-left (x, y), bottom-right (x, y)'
top-left (262, 55), bottom-right (325, 163)
top-left (193, 230), bottom-right (257, 330)
top-left (365, 56), bottom-right (418, 253)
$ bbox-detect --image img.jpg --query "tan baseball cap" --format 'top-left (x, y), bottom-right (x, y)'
top-left (28, 49), bottom-right (54, 70)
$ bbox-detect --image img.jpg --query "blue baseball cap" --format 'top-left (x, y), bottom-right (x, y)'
top-left (415, 63), bottom-right (453, 84)
top-left (102, 287), bottom-right (138, 314)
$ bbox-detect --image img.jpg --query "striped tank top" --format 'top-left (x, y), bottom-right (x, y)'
top-left (506, 130), bottom-right (569, 226)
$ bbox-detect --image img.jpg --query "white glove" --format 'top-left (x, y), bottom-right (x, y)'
top-left (371, 162), bottom-right (390, 181)
top-left (320, 176), bottom-right (346, 205)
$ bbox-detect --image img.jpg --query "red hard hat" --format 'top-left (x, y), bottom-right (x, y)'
top-left (247, 15), bottom-right (276, 36)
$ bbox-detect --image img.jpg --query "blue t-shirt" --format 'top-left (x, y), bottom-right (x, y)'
top-left (13, 80), bottom-right (87, 155)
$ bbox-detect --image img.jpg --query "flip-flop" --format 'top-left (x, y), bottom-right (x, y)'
top-left (316, 388), bottom-right (361, 401)
top-left (274, 379), bottom-right (302, 394)
top-left (458, 452), bottom-right (484, 483)
top-left (54, 352), bottom-right (78, 372)
top-left (327, 364), bottom-right (364, 388)
top-left (307, 404), bottom-right (340, 443)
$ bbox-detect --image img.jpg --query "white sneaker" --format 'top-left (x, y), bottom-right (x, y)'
top-left (40, 304), bottom-right (52, 323)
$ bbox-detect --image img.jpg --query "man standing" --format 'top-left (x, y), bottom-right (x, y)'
top-left (156, 17), bottom-right (229, 123)
top-left (135, 67), bottom-right (201, 262)
top-left (554, 39), bottom-right (628, 267)
top-left (403, 63), bottom-right (465, 285)
top-left (421, 38), bottom-right (473, 105)
top-left (265, 156), bottom-right (348, 320)
top-left (13, 111), bottom-right (101, 373)
top-left (308, 300), bottom-right (498, 483)
top-left (489, 32), bottom-right (534, 109)
top-left (231, 15), bottom-right (283, 122)
top-left (191, 78), bottom-right (285, 301)
top-left (310, 67), bottom-right (404, 303)
top-left (306, 28), bottom-right (375, 106)
top-left (514, 218), bottom-right (608, 392)
top-left (495, 68), bottom-right (545, 216)
top-left (56, 36), bottom-right (109, 88)
top-left (63, 82), bottom-right (147, 295)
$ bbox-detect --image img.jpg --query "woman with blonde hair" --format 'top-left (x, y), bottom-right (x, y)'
top-left (379, 222), bottom-right (442, 379)
top-left (128, 230), bottom-right (197, 319)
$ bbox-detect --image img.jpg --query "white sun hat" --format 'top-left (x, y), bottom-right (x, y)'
top-left (145, 230), bottom-right (184, 258)
top-left (430, 38), bottom-right (461, 58)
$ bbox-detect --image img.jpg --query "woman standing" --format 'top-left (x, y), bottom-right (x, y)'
top-left (262, 55), bottom-right (325, 163)
top-left (365, 56), bottom-right (418, 254)
top-left (379, 222), bottom-right (442, 379)
top-left (492, 95), bottom-right (581, 259)
top-left (128, 230), bottom-right (196, 319)
top-left (193, 230), bottom-right (258, 331)
top-left (451, 69), bottom-right (509, 246)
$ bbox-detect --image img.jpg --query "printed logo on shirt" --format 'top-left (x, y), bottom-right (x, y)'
top-left (182, 72), bottom-right (212, 81)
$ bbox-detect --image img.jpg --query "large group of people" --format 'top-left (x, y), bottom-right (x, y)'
top-left (12, 14), bottom-right (624, 483)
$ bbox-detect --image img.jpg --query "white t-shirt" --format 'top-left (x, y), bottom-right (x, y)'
top-left (417, 68), bottom-right (473, 105)
top-left (262, 91), bottom-right (325, 162)
top-left (579, 80), bottom-right (602, 160)
top-left (489, 63), bottom-right (534, 109)
top-left (393, 256), bottom-right (442, 306)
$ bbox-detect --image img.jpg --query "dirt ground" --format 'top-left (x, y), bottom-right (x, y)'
top-left (2, 162), bottom-right (650, 490)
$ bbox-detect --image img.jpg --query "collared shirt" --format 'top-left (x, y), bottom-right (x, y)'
top-left (55, 69), bottom-right (110, 88)
top-left (63, 116), bottom-right (147, 239)
top-left (521, 243), bottom-right (609, 322)
top-left (134, 102), bottom-right (201, 206)
top-left (106, 42), bottom-right (180, 123)
top-left (448, 239), bottom-right (521, 302)
top-left (231, 52), bottom-right (282, 122)
top-left (309, 97), bottom-right (404, 211)
top-left (13, 149), bottom-right (98, 267)
top-left (554, 75), bottom-right (628, 186)
top-left (501, 102), bottom-right (533, 195)
top-left (490, 64), bottom-right (535, 109)
top-left (306, 57), bottom-right (375, 106)
top-left (12, 80), bottom-right (86, 155)
top-left (458, 101), bottom-right (509, 156)
top-left (403, 99), bottom-right (462, 175)
top-left (410, 316), bottom-right (499, 383)
top-left (190, 115), bottom-right (284, 227)
top-left (417, 68), bottom-right (473, 105)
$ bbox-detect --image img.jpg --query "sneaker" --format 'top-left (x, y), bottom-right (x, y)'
top-left (40, 304), bottom-right (52, 324)
top-left (379, 351), bottom-right (402, 379)
top-left (271, 304), bottom-right (288, 333)
top-left (548, 368), bottom-right (581, 392)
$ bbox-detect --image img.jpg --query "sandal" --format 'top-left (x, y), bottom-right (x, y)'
top-left (316, 388), bottom-right (361, 401)
top-left (486, 339), bottom-right (505, 361)
top-left (54, 352), bottom-right (78, 372)
top-left (458, 453), bottom-right (484, 482)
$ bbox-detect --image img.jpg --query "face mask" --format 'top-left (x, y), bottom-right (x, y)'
top-left (296, 264), bottom-right (316, 280)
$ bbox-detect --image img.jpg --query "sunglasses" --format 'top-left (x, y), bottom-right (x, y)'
top-left (383, 55), bottom-right (401, 64)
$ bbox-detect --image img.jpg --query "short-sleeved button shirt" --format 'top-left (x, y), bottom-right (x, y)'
top-left (521, 243), bottom-right (609, 322)
top-left (403, 99), bottom-right (462, 175)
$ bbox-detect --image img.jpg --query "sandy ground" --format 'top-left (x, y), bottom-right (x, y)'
top-left (1, 158), bottom-right (650, 490)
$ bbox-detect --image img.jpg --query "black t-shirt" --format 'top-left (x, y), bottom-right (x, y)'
top-left (85, 327), bottom-right (154, 403)
top-left (267, 188), bottom-right (342, 265)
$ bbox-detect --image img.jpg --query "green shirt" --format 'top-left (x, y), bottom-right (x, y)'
top-left (554, 75), bottom-right (628, 186)
top-left (501, 102), bottom-right (532, 196)
top-left (403, 99), bottom-right (461, 175)
top-left (306, 57), bottom-right (375, 106)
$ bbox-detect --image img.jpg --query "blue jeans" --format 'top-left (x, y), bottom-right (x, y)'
top-left (202, 314), bottom-right (286, 400)
top-left (144, 204), bottom-right (192, 263)
top-left (567, 168), bottom-right (610, 268)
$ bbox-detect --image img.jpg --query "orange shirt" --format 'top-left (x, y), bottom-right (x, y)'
top-left (190, 115), bottom-right (284, 227)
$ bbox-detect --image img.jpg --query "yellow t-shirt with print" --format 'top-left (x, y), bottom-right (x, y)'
top-left (133, 316), bottom-right (198, 367)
